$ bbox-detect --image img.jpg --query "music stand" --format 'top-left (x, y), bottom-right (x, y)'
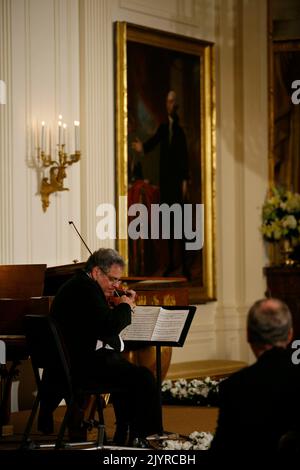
top-left (124, 305), bottom-right (196, 434)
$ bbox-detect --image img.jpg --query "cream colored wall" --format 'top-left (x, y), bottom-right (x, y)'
top-left (0, 0), bottom-right (268, 378)
top-left (0, 0), bottom-right (81, 266)
top-left (212, 0), bottom-right (268, 365)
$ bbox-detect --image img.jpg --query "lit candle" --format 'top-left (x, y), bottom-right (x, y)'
top-left (33, 124), bottom-right (38, 159)
top-left (49, 128), bottom-right (52, 159)
top-left (63, 123), bottom-right (67, 146)
top-left (41, 121), bottom-right (45, 151)
top-left (74, 121), bottom-right (80, 151)
top-left (36, 121), bottom-right (39, 151)
top-left (58, 120), bottom-right (62, 146)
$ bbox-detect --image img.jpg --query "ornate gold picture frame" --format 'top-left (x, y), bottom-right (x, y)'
top-left (268, 1), bottom-right (300, 190)
top-left (268, 40), bottom-right (300, 190)
top-left (115, 22), bottom-right (216, 303)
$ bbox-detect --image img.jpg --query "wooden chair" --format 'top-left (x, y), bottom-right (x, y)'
top-left (20, 314), bottom-right (118, 449)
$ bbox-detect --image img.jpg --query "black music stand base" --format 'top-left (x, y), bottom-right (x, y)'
top-left (150, 345), bottom-right (180, 445)
top-left (155, 345), bottom-right (164, 435)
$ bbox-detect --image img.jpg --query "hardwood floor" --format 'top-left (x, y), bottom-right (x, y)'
top-left (0, 404), bottom-right (218, 450)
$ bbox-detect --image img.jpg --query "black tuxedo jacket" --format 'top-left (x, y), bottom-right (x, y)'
top-left (143, 116), bottom-right (189, 204)
top-left (50, 270), bottom-right (131, 374)
top-left (210, 347), bottom-right (300, 456)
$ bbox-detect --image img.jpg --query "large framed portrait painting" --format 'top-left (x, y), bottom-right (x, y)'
top-left (115, 22), bottom-right (216, 303)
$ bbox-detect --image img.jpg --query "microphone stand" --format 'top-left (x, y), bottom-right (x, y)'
top-left (68, 221), bottom-right (92, 255)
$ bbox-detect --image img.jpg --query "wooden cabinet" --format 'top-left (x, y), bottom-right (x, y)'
top-left (264, 267), bottom-right (300, 339)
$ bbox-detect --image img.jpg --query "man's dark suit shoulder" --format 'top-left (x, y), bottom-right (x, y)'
top-left (219, 348), bottom-right (298, 393)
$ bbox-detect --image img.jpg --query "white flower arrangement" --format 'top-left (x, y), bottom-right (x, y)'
top-left (162, 377), bottom-right (220, 406)
top-left (158, 378), bottom-right (218, 451)
top-left (261, 186), bottom-right (300, 243)
top-left (162, 431), bottom-right (213, 450)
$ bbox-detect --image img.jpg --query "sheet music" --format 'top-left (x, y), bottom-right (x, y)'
top-left (151, 308), bottom-right (189, 342)
top-left (121, 306), bottom-right (160, 341)
top-left (121, 306), bottom-right (189, 342)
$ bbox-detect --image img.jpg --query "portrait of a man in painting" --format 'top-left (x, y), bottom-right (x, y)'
top-left (115, 22), bottom-right (216, 302)
top-left (127, 41), bottom-right (200, 280)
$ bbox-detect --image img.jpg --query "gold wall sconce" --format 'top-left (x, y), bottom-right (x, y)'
top-left (37, 115), bottom-right (81, 211)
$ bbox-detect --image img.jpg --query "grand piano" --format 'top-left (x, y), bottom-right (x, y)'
top-left (0, 262), bottom-right (189, 434)
top-left (44, 262), bottom-right (189, 305)
top-left (0, 265), bottom-right (50, 434)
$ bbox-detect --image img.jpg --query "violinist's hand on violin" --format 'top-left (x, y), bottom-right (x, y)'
top-left (120, 289), bottom-right (136, 309)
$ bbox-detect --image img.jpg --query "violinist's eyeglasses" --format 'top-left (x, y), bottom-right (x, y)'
top-left (99, 268), bottom-right (122, 285)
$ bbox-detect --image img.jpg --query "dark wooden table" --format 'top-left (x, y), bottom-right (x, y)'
top-left (264, 266), bottom-right (300, 339)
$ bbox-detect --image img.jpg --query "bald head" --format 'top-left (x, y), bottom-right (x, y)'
top-left (247, 298), bottom-right (293, 351)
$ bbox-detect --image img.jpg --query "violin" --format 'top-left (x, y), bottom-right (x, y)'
top-left (108, 287), bottom-right (134, 307)
top-left (114, 288), bottom-right (130, 297)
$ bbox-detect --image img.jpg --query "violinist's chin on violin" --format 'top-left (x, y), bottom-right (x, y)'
top-left (111, 288), bottom-right (136, 308)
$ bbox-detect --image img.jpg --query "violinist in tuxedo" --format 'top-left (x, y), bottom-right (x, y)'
top-left (38, 248), bottom-right (161, 446)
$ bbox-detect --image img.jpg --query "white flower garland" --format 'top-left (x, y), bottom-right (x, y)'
top-left (162, 431), bottom-right (213, 450)
top-left (162, 377), bottom-right (221, 404)
top-left (159, 377), bottom-right (218, 450)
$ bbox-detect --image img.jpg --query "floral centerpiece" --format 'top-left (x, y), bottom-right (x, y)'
top-left (261, 186), bottom-right (300, 244)
top-left (261, 186), bottom-right (300, 264)
top-left (161, 377), bottom-right (221, 407)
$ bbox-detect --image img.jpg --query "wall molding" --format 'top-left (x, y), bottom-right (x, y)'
top-left (79, 0), bottom-right (115, 254)
top-left (119, 0), bottom-right (212, 28)
top-left (24, 0), bottom-right (33, 261)
top-left (0, 0), bottom-right (14, 263)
